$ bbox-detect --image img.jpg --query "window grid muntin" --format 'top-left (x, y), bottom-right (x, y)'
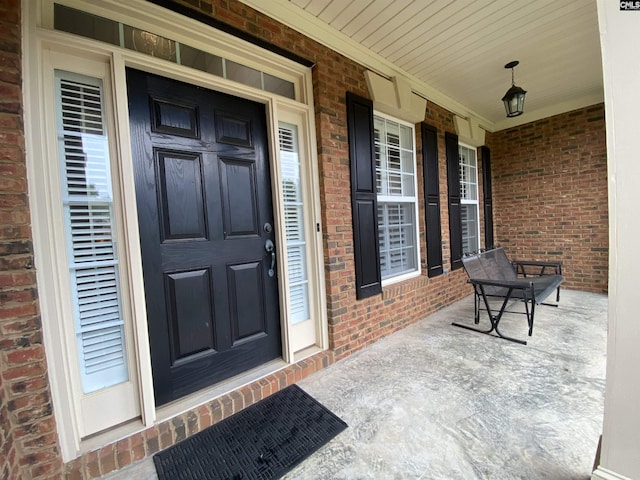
top-left (377, 201), bottom-right (417, 279)
top-left (375, 117), bottom-right (415, 197)
top-left (458, 144), bottom-right (478, 201)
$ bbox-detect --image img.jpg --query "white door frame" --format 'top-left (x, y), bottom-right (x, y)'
top-left (23, 0), bottom-right (328, 460)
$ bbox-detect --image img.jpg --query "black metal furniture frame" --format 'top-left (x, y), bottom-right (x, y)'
top-left (453, 247), bottom-right (564, 345)
top-left (513, 259), bottom-right (563, 302)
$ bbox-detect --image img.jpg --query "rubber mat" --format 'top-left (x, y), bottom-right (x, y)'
top-left (153, 384), bottom-right (348, 479)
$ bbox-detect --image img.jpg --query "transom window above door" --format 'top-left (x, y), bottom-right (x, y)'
top-left (51, 3), bottom-right (296, 99)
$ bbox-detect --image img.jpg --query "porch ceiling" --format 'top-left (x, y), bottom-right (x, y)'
top-left (239, 0), bottom-right (603, 132)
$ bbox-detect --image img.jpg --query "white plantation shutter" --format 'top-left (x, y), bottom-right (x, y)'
top-left (278, 124), bottom-right (310, 324)
top-left (458, 144), bottom-right (480, 254)
top-left (374, 115), bottom-right (418, 280)
top-left (55, 71), bottom-right (128, 394)
top-left (377, 203), bottom-right (416, 278)
top-left (461, 204), bottom-right (479, 254)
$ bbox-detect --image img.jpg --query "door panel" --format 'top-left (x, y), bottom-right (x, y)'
top-left (127, 69), bottom-right (282, 405)
top-left (157, 151), bottom-right (207, 241)
top-left (151, 98), bottom-right (199, 137)
top-left (228, 261), bottom-right (267, 343)
top-left (219, 157), bottom-right (259, 237)
top-left (215, 113), bottom-right (254, 147)
top-left (166, 268), bottom-right (215, 360)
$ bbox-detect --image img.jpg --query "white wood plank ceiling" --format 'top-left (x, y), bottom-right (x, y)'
top-left (241, 0), bottom-right (603, 131)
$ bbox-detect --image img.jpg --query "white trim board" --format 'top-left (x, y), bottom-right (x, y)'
top-left (591, 467), bottom-right (634, 480)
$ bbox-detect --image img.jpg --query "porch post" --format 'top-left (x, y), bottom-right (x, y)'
top-left (593, 2), bottom-right (640, 479)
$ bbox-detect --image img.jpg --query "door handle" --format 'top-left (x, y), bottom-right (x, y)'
top-left (265, 239), bottom-right (275, 277)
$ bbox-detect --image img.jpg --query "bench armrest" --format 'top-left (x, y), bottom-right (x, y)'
top-left (512, 260), bottom-right (562, 277)
top-left (467, 278), bottom-right (533, 290)
top-left (512, 260), bottom-right (562, 268)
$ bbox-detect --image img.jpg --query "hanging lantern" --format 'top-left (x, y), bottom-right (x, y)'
top-left (502, 60), bottom-right (527, 117)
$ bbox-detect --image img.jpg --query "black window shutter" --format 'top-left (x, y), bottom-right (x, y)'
top-left (481, 146), bottom-right (494, 249)
top-left (421, 123), bottom-right (443, 278)
top-left (346, 92), bottom-right (382, 299)
top-left (445, 131), bottom-right (463, 270)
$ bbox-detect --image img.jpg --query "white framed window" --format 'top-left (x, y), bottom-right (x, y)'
top-left (459, 143), bottom-right (480, 254)
top-left (374, 113), bottom-right (420, 282)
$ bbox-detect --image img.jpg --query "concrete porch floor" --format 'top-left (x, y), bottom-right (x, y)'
top-left (101, 289), bottom-right (607, 480)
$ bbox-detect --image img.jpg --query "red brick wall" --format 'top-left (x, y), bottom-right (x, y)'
top-left (485, 105), bottom-right (608, 293)
top-left (312, 62), bottom-right (470, 359)
top-left (0, 372), bottom-right (19, 480)
top-left (1, 1), bottom-right (65, 479)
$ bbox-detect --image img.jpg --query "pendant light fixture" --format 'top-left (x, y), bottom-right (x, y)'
top-left (502, 60), bottom-right (527, 117)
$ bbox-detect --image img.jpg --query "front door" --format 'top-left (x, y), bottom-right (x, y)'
top-left (127, 69), bottom-right (282, 406)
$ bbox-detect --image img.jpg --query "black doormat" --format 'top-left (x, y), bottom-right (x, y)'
top-left (153, 384), bottom-right (348, 480)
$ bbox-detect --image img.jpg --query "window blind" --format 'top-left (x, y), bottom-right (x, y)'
top-left (56, 72), bottom-right (128, 394)
top-left (278, 124), bottom-right (310, 324)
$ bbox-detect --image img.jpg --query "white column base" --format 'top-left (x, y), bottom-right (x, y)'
top-left (591, 467), bottom-right (633, 480)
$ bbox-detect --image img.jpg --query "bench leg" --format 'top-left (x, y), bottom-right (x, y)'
top-left (452, 286), bottom-right (528, 345)
top-left (526, 299), bottom-right (534, 336)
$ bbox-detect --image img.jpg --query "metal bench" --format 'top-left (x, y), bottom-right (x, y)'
top-left (452, 247), bottom-right (564, 345)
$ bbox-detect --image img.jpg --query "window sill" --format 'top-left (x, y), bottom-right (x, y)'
top-left (381, 269), bottom-right (421, 288)
top-left (381, 271), bottom-right (428, 301)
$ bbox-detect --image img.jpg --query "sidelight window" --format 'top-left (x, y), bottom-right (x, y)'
top-left (278, 123), bottom-right (310, 325)
top-left (55, 71), bottom-right (128, 393)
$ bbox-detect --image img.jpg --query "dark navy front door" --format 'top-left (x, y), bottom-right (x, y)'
top-left (127, 69), bottom-right (281, 405)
